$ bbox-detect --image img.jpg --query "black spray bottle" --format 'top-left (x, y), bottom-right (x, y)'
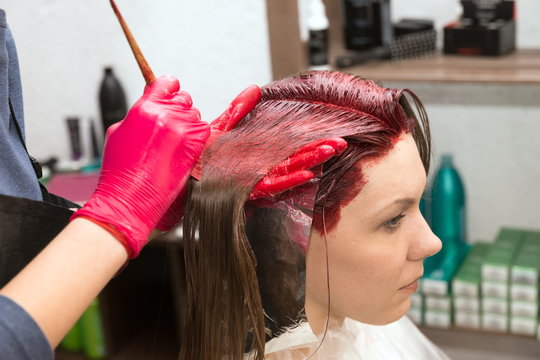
top-left (98, 67), bottom-right (127, 134)
top-left (307, 0), bottom-right (330, 70)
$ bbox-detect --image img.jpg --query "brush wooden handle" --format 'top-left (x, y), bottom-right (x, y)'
top-left (109, 0), bottom-right (155, 85)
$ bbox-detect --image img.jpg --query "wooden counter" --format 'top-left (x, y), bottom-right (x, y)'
top-left (336, 49), bottom-right (540, 85)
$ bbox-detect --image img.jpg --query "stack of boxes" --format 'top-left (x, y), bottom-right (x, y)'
top-left (414, 245), bottom-right (470, 329)
top-left (480, 228), bottom-right (522, 333)
top-left (408, 290), bottom-right (423, 325)
top-left (509, 231), bottom-right (540, 336)
top-left (409, 227), bottom-right (540, 339)
top-left (452, 243), bottom-right (490, 329)
top-left (409, 244), bottom-right (470, 329)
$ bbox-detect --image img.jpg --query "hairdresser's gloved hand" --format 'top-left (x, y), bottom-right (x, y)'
top-left (154, 84), bottom-right (261, 231)
top-left (249, 138), bottom-right (347, 200)
top-left (71, 76), bottom-right (210, 258)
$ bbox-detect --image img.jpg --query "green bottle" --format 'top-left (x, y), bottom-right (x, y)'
top-left (81, 298), bottom-right (107, 359)
top-left (425, 154), bottom-right (466, 271)
top-left (60, 319), bottom-right (83, 351)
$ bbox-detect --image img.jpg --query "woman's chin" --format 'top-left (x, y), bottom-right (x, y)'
top-left (348, 298), bottom-right (411, 326)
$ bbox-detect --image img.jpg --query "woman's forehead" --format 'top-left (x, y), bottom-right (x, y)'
top-left (349, 134), bottom-right (426, 214)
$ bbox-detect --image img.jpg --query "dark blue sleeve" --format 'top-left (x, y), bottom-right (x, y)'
top-left (0, 295), bottom-right (53, 360)
top-left (0, 9), bottom-right (43, 201)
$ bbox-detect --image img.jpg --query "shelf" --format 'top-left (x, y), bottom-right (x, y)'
top-left (421, 326), bottom-right (540, 359)
top-left (334, 49), bottom-right (540, 84)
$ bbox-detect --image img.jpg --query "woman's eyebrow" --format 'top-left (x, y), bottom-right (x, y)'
top-left (393, 198), bottom-right (416, 207)
top-left (376, 197), bottom-right (416, 213)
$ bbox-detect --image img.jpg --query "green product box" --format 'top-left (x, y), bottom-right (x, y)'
top-left (424, 309), bottom-right (452, 329)
top-left (423, 243), bottom-right (470, 296)
top-left (455, 309), bottom-right (481, 329)
top-left (520, 242), bottom-right (540, 255)
top-left (466, 242), bottom-right (491, 261)
top-left (510, 316), bottom-right (537, 336)
top-left (521, 231), bottom-right (540, 254)
top-left (410, 293), bottom-right (423, 308)
top-left (407, 307), bottom-right (423, 325)
top-left (453, 295), bottom-right (480, 312)
top-left (425, 295), bottom-right (452, 312)
top-left (482, 313), bottom-right (508, 332)
top-left (482, 281), bottom-right (508, 299)
top-left (510, 283), bottom-right (538, 302)
top-left (510, 300), bottom-right (538, 318)
top-left (452, 243), bottom-right (489, 297)
top-left (494, 228), bottom-right (523, 249)
top-left (482, 297), bottom-right (508, 315)
top-left (482, 246), bottom-right (519, 283)
top-left (453, 266), bottom-right (481, 297)
top-left (511, 252), bottom-right (540, 285)
top-left (523, 230), bottom-right (540, 243)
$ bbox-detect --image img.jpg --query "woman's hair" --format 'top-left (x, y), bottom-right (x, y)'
top-left (180, 71), bottom-right (430, 359)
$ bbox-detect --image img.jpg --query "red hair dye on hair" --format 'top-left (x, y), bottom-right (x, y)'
top-left (202, 71), bottom-right (419, 232)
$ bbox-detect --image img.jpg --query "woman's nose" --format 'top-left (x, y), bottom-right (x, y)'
top-left (408, 213), bottom-right (442, 262)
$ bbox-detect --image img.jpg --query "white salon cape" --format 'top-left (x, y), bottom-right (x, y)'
top-left (260, 316), bottom-right (451, 359)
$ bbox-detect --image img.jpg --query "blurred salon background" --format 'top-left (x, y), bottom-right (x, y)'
top-left (2, 1), bottom-right (540, 359)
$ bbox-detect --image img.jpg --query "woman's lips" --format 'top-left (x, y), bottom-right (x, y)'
top-left (400, 276), bottom-right (422, 291)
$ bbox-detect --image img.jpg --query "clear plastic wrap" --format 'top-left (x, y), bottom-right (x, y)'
top-left (245, 178), bottom-right (320, 339)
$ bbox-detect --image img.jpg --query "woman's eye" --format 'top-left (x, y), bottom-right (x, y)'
top-left (383, 214), bottom-right (405, 232)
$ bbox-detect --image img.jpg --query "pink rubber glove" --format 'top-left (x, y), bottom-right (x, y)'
top-left (155, 84), bottom-right (261, 231)
top-left (71, 76), bottom-right (210, 258)
top-left (249, 138), bottom-right (348, 200)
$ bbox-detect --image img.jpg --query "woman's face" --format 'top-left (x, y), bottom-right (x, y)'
top-left (305, 133), bottom-right (441, 332)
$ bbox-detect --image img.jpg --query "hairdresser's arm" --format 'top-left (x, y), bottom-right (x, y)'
top-left (0, 76), bottom-right (209, 351)
top-left (0, 218), bottom-right (126, 348)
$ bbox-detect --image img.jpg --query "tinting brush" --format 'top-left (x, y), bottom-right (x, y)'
top-left (335, 29), bottom-right (437, 69)
top-left (109, 0), bottom-right (156, 85)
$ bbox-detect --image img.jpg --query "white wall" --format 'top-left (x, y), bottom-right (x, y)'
top-left (3, 0), bottom-right (271, 159)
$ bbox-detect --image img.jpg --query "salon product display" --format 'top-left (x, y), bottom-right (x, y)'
top-left (428, 155), bottom-right (467, 266)
top-left (452, 242), bottom-right (489, 329)
top-left (71, 76), bottom-right (210, 258)
top-left (410, 228), bottom-right (540, 338)
top-left (65, 117), bottom-right (82, 161)
top-left (84, 118), bottom-right (102, 172)
top-left (421, 155), bottom-right (468, 298)
top-left (336, 28), bottom-right (437, 68)
top-left (444, 0), bottom-right (516, 56)
top-left (336, 0), bottom-right (436, 68)
top-left (98, 67), bottom-right (127, 133)
top-left (341, 0), bottom-right (392, 51)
